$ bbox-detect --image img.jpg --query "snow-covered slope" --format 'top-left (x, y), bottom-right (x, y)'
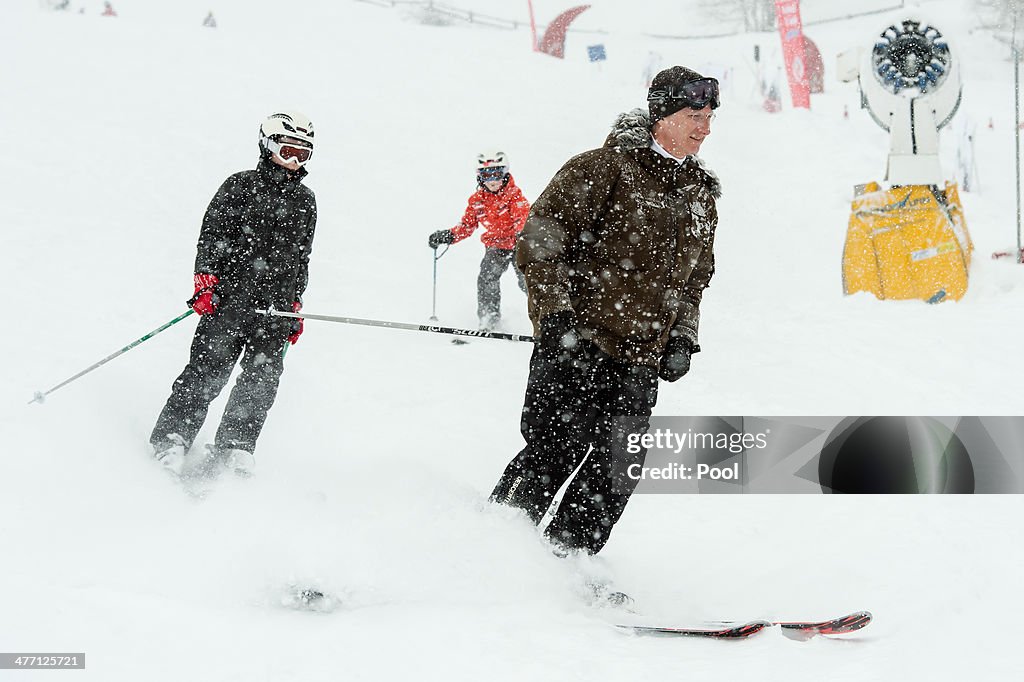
top-left (1, 1), bottom-right (1021, 680)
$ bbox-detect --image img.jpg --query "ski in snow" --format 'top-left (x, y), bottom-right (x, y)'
top-left (617, 620), bottom-right (771, 639)
top-left (775, 610), bottom-right (873, 640)
top-left (619, 611), bottom-right (872, 640)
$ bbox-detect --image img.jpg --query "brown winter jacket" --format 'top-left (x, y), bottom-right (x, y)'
top-left (516, 108), bottom-right (720, 366)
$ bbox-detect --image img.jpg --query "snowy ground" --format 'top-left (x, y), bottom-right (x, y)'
top-left (1, 1), bottom-right (1022, 680)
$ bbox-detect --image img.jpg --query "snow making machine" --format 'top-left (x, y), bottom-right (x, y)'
top-left (838, 19), bottom-right (973, 303)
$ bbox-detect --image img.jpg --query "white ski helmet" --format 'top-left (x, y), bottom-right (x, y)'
top-left (476, 149), bottom-right (509, 171)
top-left (259, 111), bottom-right (314, 151)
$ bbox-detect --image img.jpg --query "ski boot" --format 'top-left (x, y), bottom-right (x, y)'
top-left (223, 448), bottom-right (256, 478)
top-left (152, 433), bottom-right (187, 476)
top-left (478, 312), bottom-right (500, 333)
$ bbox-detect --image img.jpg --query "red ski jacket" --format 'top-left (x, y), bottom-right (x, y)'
top-left (450, 176), bottom-right (530, 250)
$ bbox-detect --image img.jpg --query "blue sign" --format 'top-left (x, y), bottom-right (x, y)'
top-left (587, 44), bottom-right (607, 62)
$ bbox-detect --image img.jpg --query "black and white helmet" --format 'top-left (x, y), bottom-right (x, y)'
top-left (476, 150), bottom-right (509, 188)
top-left (476, 149), bottom-right (508, 171)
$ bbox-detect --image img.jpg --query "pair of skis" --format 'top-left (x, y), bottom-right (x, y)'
top-left (617, 611), bottom-right (872, 640)
top-left (287, 586), bottom-right (869, 641)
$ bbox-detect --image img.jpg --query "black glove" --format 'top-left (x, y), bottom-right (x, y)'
top-left (658, 336), bottom-right (697, 382)
top-left (428, 229), bottom-right (455, 249)
top-left (539, 310), bottom-right (581, 352)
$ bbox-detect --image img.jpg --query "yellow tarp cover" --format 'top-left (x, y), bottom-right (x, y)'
top-left (843, 182), bottom-right (973, 302)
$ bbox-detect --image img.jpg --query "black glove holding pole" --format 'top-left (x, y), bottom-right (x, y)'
top-left (428, 229), bottom-right (455, 249)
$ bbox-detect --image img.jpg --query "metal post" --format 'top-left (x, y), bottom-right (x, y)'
top-left (1016, 43), bottom-right (1022, 263)
top-left (1011, 41), bottom-right (1019, 262)
top-left (1015, 8), bottom-right (1022, 263)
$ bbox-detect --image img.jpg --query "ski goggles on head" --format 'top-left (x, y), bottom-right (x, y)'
top-left (477, 166), bottom-right (508, 183)
top-left (266, 137), bottom-right (313, 165)
top-left (649, 77), bottom-right (720, 110)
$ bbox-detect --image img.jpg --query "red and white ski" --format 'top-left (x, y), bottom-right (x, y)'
top-left (619, 611), bottom-right (872, 640)
top-left (775, 610), bottom-right (873, 640)
top-left (617, 620), bottom-right (771, 639)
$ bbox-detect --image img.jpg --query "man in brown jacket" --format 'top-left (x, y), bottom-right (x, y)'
top-left (490, 67), bottom-right (721, 555)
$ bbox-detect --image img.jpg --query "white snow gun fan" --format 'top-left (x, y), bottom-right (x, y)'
top-left (838, 19), bottom-right (973, 302)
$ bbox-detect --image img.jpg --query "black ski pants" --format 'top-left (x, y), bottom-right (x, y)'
top-left (490, 342), bottom-right (659, 554)
top-left (478, 247), bottom-right (526, 321)
top-left (151, 310), bottom-right (291, 454)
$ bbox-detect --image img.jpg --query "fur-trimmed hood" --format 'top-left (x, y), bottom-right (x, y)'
top-left (604, 108), bottom-right (722, 199)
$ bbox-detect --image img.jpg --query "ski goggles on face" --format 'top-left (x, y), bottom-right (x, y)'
top-left (477, 167), bottom-right (507, 182)
top-left (649, 77), bottom-right (720, 110)
top-left (266, 137), bottom-right (313, 165)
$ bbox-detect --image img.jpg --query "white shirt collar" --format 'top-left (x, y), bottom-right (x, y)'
top-left (650, 138), bottom-right (689, 164)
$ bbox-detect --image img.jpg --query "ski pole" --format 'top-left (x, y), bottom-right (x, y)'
top-left (431, 251), bottom-right (438, 321)
top-left (430, 244), bottom-right (449, 322)
top-left (29, 308), bottom-right (196, 405)
top-left (255, 308), bottom-right (535, 344)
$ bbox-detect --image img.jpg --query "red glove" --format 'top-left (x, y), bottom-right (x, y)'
top-left (288, 301), bottom-right (304, 345)
top-left (188, 273), bottom-right (219, 315)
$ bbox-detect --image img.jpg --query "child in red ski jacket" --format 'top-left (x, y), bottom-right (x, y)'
top-left (428, 151), bottom-right (530, 331)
